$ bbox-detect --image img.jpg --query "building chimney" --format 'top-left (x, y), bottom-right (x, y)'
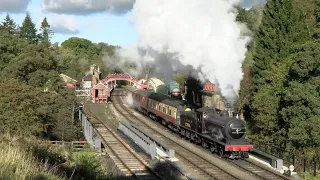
top-left (203, 81), bottom-right (215, 91)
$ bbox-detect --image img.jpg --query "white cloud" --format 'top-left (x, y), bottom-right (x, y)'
top-left (0, 0), bottom-right (31, 13)
top-left (45, 14), bottom-right (80, 34)
top-left (41, 0), bottom-right (135, 15)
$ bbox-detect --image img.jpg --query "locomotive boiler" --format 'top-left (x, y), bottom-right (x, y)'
top-left (204, 111), bottom-right (246, 144)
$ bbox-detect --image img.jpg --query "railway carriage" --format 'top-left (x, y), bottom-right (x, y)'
top-left (147, 93), bottom-right (190, 125)
top-left (125, 87), bottom-right (253, 159)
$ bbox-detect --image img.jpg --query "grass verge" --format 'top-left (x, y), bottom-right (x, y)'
top-left (0, 136), bottom-right (112, 180)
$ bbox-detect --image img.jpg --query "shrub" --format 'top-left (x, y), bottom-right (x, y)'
top-left (68, 151), bottom-right (109, 180)
top-left (0, 142), bottom-right (62, 180)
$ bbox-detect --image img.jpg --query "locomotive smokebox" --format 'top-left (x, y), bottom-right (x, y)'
top-left (205, 114), bottom-right (246, 144)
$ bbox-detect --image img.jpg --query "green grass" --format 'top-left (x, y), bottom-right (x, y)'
top-left (300, 172), bottom-right (320, 180)
top-left (0, 141), bottom-right (62, 180)
top-left (0, 136), bottom-right (112, 180)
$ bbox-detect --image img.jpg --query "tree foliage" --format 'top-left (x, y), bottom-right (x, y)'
top-left (39, 17), bottom-right (54, 47)
top-left (173, 73), bottom-right (186, 94)
top-left (61, 37), bottom-right (100, 58)
top-left (0, 13), bottom-right (17, 34)
top-left (0, 12), bottom-right (120, 141)
top-left (59, 38), bottom-right (119, 80)
top-left (19, 12), bottom-right (38, 43)
top-left (237, 0), bottom-right (320, 152)
top-left (0, 83), bottom-right (49, 135)
top-left (280, 41), bottom-right (320, 150)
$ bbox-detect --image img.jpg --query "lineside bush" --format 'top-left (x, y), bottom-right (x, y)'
top-left (0, 136), bottom-right (112, 180)
top-left (0, 141), bottom-right (62, 180)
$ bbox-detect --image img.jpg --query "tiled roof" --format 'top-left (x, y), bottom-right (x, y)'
top-left (83, 74), bottom-right (93, 81)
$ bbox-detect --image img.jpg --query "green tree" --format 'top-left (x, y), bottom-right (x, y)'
top-left (280, 41), bottom-right (320, 150)
top-left (246, 0), bottom-right (310, 145)
top-left (39, 17), bottom-right (54, 47)
top-left (279, 1), bottom-right (320, 151)
top-left (0, 29), bottom-right (28, 70)
top-left (173, 73), bottom-right (186, 93)
top-left (61, 37), bottom-right (99, 58)
top-left (3, 43), bottom-right (56, 85)
top-left (245, 4), bottom-right (265, 34)
top-left (235, 5), bottom-right (248, 23)
top-left (237, 4), bottom-right (264, 116)
top-left (0, 82), bottom-right (50, 136)
top-left (52, 108), bottom-right (78, 141)
top-left (20, 12), bottom-right (38, 43)
top-left (0, 13), bottom-right (17, 34)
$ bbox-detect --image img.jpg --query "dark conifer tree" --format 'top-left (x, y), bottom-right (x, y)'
top-left (246, 0), bottom-right (309, 145)
top-left (0, 13), bottom-right (17, 34)
top-left (20, 12), bottom-right (38, 43)
top-left (280, 0), bottom-right (320, 151)
top-left (39, 17), bottom-right (54, 47)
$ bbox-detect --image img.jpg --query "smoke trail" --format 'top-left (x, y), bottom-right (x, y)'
top-left (118, 0), bottom-right (250, 99)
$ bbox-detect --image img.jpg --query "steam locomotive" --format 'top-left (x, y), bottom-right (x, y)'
top-left (125, 86), bottom-right (253, 159)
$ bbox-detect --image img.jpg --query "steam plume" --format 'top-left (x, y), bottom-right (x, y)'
top-left (118, 0), bottom-right (250, 99)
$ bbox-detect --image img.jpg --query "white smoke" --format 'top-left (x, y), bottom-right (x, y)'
top-left (124, 92), bottom-right (134, 107)
top-left (103, 45), bottom-right (149, 77)
top-left (118, 0), bottom-right (250, 99)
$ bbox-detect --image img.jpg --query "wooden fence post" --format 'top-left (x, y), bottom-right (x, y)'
top-left (314, 157), bottom-right (317, 177)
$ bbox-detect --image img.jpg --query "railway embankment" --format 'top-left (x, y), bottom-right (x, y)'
top-left (0, 135), bottom-right (110, 180)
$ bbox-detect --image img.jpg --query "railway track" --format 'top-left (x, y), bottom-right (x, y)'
top-left (111, 90), bottom-right (241, 180)
top-left (85, 108), bottom-right (162, 180)
top-left (113, 89), bottom-right (292, 180)
top-left (230, 159), bottom-right (291, 180)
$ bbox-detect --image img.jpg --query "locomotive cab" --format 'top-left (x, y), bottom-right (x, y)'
top-left (195, 107), bottom-right (217, 134)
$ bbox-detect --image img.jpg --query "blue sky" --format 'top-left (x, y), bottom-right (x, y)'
top-left (0, 0), bottom-right (264, 46)
top-left (0, 0), bottom-right (138, 46)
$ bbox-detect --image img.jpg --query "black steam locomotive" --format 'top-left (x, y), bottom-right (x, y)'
top-left (126, 87), bottom-right (253, 159)
top-left (180, 107), bottom-right (250, 158)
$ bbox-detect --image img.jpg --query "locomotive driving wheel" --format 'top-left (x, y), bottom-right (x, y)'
top-left (210, 143), bottom-right (216, 153)
top-left (219, 148), bottom-right (224, 157)
top-left (190, 133), bottom-right (196, 143)
top-left (201, 140), bottom-right (207, 148)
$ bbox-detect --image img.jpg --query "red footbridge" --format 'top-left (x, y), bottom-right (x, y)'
top-left (101, 73), bottom-right (148, 89)
top-left (76, 73), bottom-right (148, 103)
